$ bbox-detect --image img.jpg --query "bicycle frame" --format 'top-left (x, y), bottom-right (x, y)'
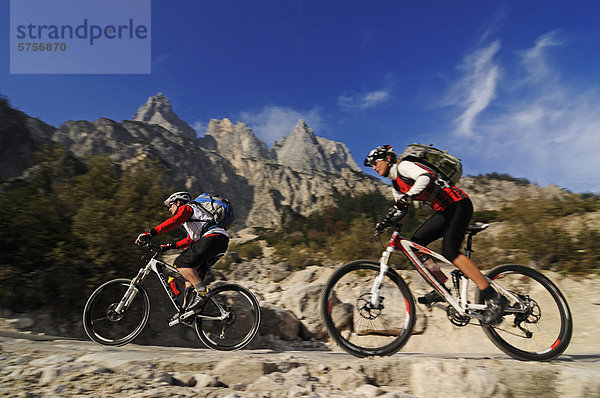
top-left (372, 230), bottom-right (488, 319)
top-left (114, 249), bottom-right (230, 323)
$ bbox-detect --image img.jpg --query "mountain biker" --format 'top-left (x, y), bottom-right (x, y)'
top-left (135, 191), bottom-right (229, 315)
top-left (364, 145), bottom-right (507, 325)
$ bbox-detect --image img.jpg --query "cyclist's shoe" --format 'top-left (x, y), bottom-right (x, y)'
top-left (186, 288), bottom-right (210, 311)
top-left (418, 290), bottom-right (444, 308)
top-left (482, 293), bottom-right (509, 326)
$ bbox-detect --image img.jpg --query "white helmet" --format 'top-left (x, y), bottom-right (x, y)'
top-left (164, 191), bottom-right (192, 207)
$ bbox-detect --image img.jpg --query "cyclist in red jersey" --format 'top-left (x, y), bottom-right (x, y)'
top-left (135, 192), bottom-right (229, 313)
top-left (365, 145), bottom-right (507, 325)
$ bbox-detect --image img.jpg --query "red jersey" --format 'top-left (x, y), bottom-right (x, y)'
top-left (390, 160), bottom-right (468, 213)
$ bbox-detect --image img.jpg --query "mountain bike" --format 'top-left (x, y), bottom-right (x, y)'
top-left (83, 243), bottom-right (261, 351)
top-left (320, 216), bottom-right (572, 361)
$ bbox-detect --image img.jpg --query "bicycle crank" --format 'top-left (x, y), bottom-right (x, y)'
top-left (446, 306), bottom-right (470, 326)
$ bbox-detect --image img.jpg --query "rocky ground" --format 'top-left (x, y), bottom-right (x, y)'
top-left (1, 252), bottom-right (599, 397)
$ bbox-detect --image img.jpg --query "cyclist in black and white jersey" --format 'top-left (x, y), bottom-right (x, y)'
top-left (135, 191), bottom-right (229, 312)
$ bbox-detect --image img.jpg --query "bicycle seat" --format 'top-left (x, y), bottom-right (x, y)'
top-left (467, 224), bottom-right (489, 235)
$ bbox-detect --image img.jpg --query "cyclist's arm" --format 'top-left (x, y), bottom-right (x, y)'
top-left (150, 204), bottom-right (194, 235)
top-left (174, 235), bottom-right (194, 249)
top-left (396, 161), bottom-right (432, 197)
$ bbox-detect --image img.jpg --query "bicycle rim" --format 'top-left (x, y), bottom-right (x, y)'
top-left (320, 260), bottom-right (416, 357)
top-left (195, 284), bottom-right (261, 351)
top-left (82, 279), bottom-right (150, 346)
top-left (480, 264), bottom-right (572, 361)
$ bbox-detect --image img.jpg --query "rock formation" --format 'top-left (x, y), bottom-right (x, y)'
top-left (132, 93), bottom-right (197, 140)
top-left (0, 94), bottom-right (384, 228)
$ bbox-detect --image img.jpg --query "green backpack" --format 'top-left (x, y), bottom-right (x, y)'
top-left (401, 143), bottom-right (463, 185)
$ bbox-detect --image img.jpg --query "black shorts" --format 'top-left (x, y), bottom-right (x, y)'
top-left (411, 198), bottom-right (473, 262)
top-left (174, 233), bottom-right (229, 278)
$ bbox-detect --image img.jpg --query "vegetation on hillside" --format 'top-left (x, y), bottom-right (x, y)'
top-left (0, 149), bottom-right (174, 315)
top-left (254, 190), bottom-right (600, 274)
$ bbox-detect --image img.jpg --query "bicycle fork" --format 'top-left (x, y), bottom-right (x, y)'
top-left (369, 251), bottom-right (391, 307)
top-left (114, 266), bottom-right (151, 314)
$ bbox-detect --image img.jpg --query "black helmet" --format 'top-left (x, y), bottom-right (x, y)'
top-left (164, 191), bottom-right (192, 207)
top-left (364, 145), bottom-right (397, 167)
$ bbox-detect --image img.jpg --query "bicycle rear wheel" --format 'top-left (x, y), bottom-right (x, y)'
top-left (82, 278), bottom-right (150, 346)
top-left (478, 264), bottom-right (572, 361)
top-left (320, 260), bottom-right (416, 357)
top-left (195, 284), bottom-right (261, 351)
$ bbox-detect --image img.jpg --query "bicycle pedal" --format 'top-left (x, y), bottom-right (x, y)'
top-left (168, 318), bottom-right (180, 327)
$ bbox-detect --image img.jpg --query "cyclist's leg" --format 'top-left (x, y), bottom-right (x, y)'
top-left (411, 213), bottom-right (448, 305)
top-left (442, 199), bottom-right (489, 290)
top-left (444, 199), bottom-right (507, 323)
top-left (174, 234), bottom-right (229, 308)
top-left (411, 213), bottom-right (446, 246)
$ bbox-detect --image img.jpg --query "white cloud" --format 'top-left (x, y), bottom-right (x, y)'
top-left (338, 88), bottom-right (391, 111)
top-left (448, 40), bottom-right (501, 137)
top-left (239, 106), bottom-right (323, 146)
top-left (444, 32), bottom-right (600, 192)
top-left (520, 31), bottom-right (562, 82)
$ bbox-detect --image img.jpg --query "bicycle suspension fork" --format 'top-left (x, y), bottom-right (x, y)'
top-left (114, 264), bottom-right (151, 314)
top-left (370, 250), bottom-right (392, 307)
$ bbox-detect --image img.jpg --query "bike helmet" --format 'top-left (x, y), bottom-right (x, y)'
top-left (364, 145), bottom-right (397, 167)
top-left (164, 191), bottom-right (192, 207)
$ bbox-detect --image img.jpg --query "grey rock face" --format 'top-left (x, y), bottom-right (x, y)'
top-left (1, 94), bottom-right (381, 229)
top-left (133, 93), bottom-right (197, 139)
top-left (0, 98), bottom-right (55, 180)
top-left (273, 119), bottom-right (360, 172)
top-left (204, 118), bottom-right (273, 161)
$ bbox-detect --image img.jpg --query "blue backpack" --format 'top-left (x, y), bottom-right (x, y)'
top-left (192, 193), bottom-right (234, 231)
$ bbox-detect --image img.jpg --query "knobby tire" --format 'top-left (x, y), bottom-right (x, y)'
top-left (194, 284), bottom-right (261, 351)
top-left (320, 260), bottom-right (416, 357)
top-left (479, 264), bottom-right (572, 361)
top-left (82, 278), bottom-right (150, 346)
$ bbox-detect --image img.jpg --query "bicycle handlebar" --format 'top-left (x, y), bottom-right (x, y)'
top-left (135, 241), bottom-right (165, 255)
top-left (374, 206), bottom-right (407, 236)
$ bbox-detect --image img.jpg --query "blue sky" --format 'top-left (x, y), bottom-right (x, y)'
top-left (2, 1), bottom-right (600, 193)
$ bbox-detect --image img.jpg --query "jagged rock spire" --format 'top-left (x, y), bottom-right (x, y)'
top-left (133, 93), bottom-right (196, 139)
top-left (274, 120), bottom-right (360, 172)
top-left (204, 118), bottom-right (273, 160)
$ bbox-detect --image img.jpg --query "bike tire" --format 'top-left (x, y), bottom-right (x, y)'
top-left (320, 260), bottom-right (416, 357)
top-left (194, 284), bottom-right (261, 351)
top-left (478, 264), bottom-right (572, 361)
top-left (82, 278), bottom-right (150, 346)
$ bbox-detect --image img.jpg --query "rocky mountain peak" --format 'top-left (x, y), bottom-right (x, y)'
top-left (274, 120), bottom-right (360, 172)
top-left (205, 118), bottom-right (272, 160)
top-left (133, 93), bottom-right (196, 140)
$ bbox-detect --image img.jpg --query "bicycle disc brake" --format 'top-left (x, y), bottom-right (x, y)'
top-left (219, 306), bottom-right (236, 339)
top-left (107, 303), bottom-right (125, 322)
top-left (356, 293), bottom-right (384, 320)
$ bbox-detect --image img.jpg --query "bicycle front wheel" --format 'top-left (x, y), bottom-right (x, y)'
top-left (320, 260), bottom-right (416, 357)
top-left (82, 278), bottom-right (150, 346)
top-left (195, 284), bottom-right (261, 351)
top-left (479, 264), bottom-right (573, 361)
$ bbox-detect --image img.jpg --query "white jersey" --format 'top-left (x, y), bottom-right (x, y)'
top-left (184, 203), bottom-right (229, 241)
